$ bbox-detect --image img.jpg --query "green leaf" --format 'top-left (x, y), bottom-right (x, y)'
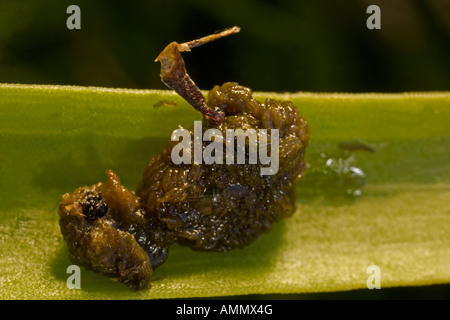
top-left (0, 83), bottom-right (449, 299)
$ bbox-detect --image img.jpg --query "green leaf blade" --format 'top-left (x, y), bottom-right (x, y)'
top-left (0, 84), bottom-right (449, 299)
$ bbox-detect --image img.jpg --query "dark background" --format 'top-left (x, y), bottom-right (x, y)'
top-left (0, 0), bottom-right (449, 93)
top-left (1, 0), bottom-right (449, 299)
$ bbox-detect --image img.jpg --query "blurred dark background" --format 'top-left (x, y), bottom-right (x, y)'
top-left (0, 0), bottom-right (449, 93)
top-left (1, 0), bottom-right (450, 299)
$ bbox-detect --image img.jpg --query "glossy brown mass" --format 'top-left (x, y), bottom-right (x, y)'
top-left (58, 82), bottom-right (310, 290)
top-left (137, 82), bottom-right (310, 251)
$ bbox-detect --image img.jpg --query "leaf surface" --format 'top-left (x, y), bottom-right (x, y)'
top-left (0, 84), bottom-right (449, 299)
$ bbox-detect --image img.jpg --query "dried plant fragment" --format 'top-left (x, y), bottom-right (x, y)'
top-left (58, 27), bottom-right (310, 290)
top-left (155, 27), bottom-right (240, 123)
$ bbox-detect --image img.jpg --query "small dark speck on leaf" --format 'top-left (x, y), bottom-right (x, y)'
top-left (338, 141), bottom-right (376, 153)
top-left (154, 100), bottom-right (177, 109)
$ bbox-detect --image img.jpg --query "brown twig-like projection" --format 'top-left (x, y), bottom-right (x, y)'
top-left (155, 27), bottom-right (240, 123)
